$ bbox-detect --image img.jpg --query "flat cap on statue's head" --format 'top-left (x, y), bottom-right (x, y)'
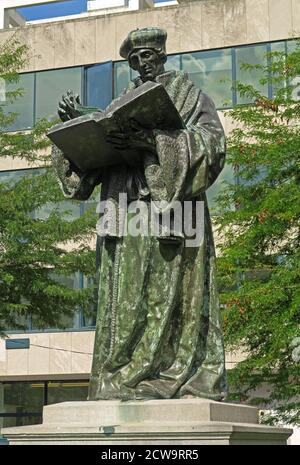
top-left (119, 27), bottom-right (167, 59)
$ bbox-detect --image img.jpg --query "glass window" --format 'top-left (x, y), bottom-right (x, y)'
top-left (114, 61), bottom-right (139, 97)
top-left (0, 168), bottom-right (36, 186)
top-left (2, 73), bottom-right (34, 131)
top-left (34, 199), bottom-right (82, 222)
top-left (0, 169), bottom-right (80, 221)
top-left (287, 39), bottom-right (297, 53)
top-left (30, 272), bottom-right (82, 331)
top-left (271, 41), bottom-right (286, 53)
top-left (182, 49), bottom-right (233, 108)
top-left (0, 382), bottom-right (44, 428)
top-left (35, 67), bottom-right (82, 122)
top-left (0, 168), bottom-right (82, 221)
top-left (0, 380), bottom-right (89, 429)
top-left (269, 41), bottom-right (287, 99)
top-left (206, 163), bottom-right (235, 214)
top-left (165, 54), bottom-right (181, 72)
top-left (82, 185), bottom-right (100, 215)
top-left (286, 40), bottom-right (300, 101)
top-left (85, 61), bottom-right (113, 111)
top-left (0, 311), bottom-right (31, 332)
top-left (47, 381), bottom-right (89, 405)
top-left (235, 44), bottom-right (268, 104)
top-left (81, 274), bottom-right (97, 328)
top-left (114, 61), bottom-right (131, 97)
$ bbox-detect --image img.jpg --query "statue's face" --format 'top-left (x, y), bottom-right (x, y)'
top-left (128, 48), bottom-right (165, 82)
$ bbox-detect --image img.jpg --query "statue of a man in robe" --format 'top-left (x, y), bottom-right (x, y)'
top-left (52, 27), bottom-right (227, 401)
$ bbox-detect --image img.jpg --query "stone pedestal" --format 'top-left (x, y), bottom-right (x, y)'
top-left (1, 399), bottom-right (292, 445)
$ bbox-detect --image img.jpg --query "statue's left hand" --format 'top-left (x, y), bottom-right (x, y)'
top-left (58, 90), bottom-right (82, 122)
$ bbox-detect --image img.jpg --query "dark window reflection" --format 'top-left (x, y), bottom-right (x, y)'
top-left (182, 49), bottom-right (232, 108)
top-left (235, 44), bottom-right (268, 104)
top-left (0, 380), bottom-right (89, 428)
top-left (47, 381), bottom-right (89, 405)
top-left (85, 61), bottom-right (113, 110)
top-left (35, 67), bottom-right (82, 122)
top-left (0, 382), bottom-right (44, 428)
top-left (2, 73), bottom-right (35, 131)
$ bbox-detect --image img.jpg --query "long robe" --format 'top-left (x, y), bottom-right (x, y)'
top-left (52, 69), bottom-right (227, 401)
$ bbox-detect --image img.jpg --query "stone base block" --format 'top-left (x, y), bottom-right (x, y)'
top-left (1, 399), bottom-right (292, 445)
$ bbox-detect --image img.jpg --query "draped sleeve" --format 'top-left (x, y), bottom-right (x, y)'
top-left (51, 145), bottom-right (102, 201)
top-left (143, 73), bottom-right (226, 206)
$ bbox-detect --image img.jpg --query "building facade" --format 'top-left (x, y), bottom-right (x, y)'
top-left (0, 0), bottom-right (298, 437)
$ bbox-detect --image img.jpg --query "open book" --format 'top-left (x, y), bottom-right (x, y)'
top-left (47, 81), bottom-right (184, 173)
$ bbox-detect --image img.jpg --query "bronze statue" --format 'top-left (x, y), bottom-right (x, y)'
top-left (52, 27), bottom-right (227, 401)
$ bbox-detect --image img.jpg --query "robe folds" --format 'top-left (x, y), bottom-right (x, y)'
top-left (52, 70), bottom-right (227, 401)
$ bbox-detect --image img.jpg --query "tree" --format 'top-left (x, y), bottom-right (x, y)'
top-left (216, 40), bottom-right (300, 425)
top-left (0, 36), bottom-right (97, 333)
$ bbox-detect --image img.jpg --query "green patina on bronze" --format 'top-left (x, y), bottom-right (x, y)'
top-left (51, 27), bottom-right (227, 401)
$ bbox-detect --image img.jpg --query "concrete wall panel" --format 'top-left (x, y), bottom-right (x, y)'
top-left (96, 15), bottom-right (117, 62)
top-left (34, 24), bottom-right (55, 70)
top-left (75, 19), bottom-right (96, 66)
top-left (292, 0), bottom-right (300, 37)
top-left (54, 22), bottom-right (75, 69)
top-left (246, 0), bottom-right (269, 43)
top-left (28, 334), bottom-right (50, 375)
top-left (7, 348), bottom-right (28, 375)
top-left (0, 332), bottom-right (95, 379)
top-left (71, 332), bottom-right (94, 373)
top-left (157, 6), bottom-right (182, 54)
top-left (202, 1), bottom-right (225, 50)
top-left (178, 3), bottom-right (202, 52)
top-left (224, 0), bottom-right (247, 47)
top-left (49, 332), bottom-right (72, 374)
top-left (269, 0), bottom-right (293, 41)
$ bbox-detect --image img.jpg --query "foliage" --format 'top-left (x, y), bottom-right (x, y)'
top-left (0, 36), bottom-right (97, 333)
top-left (216, 40), bottom-right (300, 425)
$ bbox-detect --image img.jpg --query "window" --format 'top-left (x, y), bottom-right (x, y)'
top-left (0, 168), bottom-right (37, 185)
top-left (0, 168), bottom-right (82, 221)
top-left (165, 54), bottom-right (181, 72)
top-left (286, 40), bottom-right (300, 101)
top-left (269, 41), bottom-right (287, 99)
top-left (35, 67), bottom-right (82, 122)
top-left (47, 381), bottom-right (88, 405)
top-left (4, 270), bottom-right (96, 333)
top-left (34, 199), bottom-right (82, 222)
top-left (114, 61), bottom-right (138, 97)
top-left (0, 380), bottom-right (89, 428)
top-left (114, 61), bottom-right (130, 97)
top-left (0, 169), bottom-right (96, 333)
top-left (0, 382), bottom-right (44, 428)
top-left (81, 274), bottom-right (97, 328)
top-left (2, 73), bottom-right (35, 131)
top-left (2, 39), bottom-right (296, 131)
top-left (182, 49), bottom-right (233, 108)
top-left (85, 61), bottom-right (113, 110)
top-left (207, 163), bottom-right (235, 213)
top-left (235, 44), bottom-right (268, 104)
top-left (30, 272), bottom-right (82, 331)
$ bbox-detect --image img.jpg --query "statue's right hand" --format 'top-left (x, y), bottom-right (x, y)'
top-left (58, 90), bottom-right (82, 122)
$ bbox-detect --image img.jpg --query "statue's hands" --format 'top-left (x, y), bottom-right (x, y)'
top-left (106, 119), bottom-right (156, 155)
top-left (62, 156), bottom-right (101, 186)
top-left (58, 90), bottom-right (82, 122)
